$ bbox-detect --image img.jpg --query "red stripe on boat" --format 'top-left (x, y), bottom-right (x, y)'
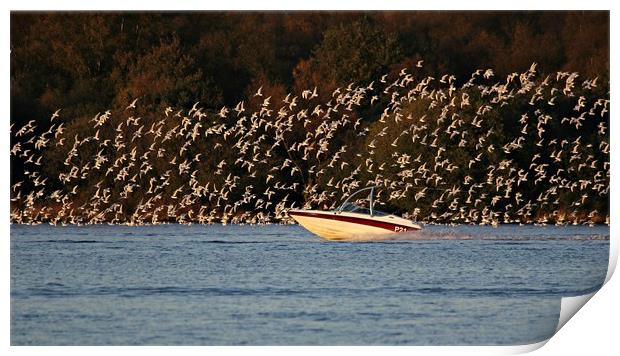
top-left (288, 210), bottom-right (416, 232)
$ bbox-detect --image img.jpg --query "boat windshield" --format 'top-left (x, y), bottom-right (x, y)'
top-left (339, 202), bottom-right (389, 216)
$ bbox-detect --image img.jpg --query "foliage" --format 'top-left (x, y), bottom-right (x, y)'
top-left (9, 12), bottom-right (610, 225)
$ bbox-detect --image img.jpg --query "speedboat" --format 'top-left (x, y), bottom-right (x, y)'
top-left (288, 186), bottom-right (422, 240)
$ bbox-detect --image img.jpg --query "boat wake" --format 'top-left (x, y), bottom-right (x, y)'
top-left (330, 230), bottom-right (609, 242)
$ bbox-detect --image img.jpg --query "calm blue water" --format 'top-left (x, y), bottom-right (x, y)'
top-left (11, 224), bottom-right (609, 345)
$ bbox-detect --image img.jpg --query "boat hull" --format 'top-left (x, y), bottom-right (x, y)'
top-left (288, 209), bottom-right (421, 240)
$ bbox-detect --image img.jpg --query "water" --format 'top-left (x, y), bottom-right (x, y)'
top-left (11, 224), bottom-right (609, 345)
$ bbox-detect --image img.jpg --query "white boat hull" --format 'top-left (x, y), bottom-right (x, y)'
top-left (288, 209), bottom-right (421, 241)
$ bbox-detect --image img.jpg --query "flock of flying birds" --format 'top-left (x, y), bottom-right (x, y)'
top-left (10, 62), bottom-right (609, 226)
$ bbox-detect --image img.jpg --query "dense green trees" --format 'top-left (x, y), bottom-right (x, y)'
top-left (294, 17), bottom-right (402, 92)
top-left (11, 12), bottom-right (609, 128)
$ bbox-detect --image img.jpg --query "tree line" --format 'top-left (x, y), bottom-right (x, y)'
top-left (10, 12), bottom-right (609, 225)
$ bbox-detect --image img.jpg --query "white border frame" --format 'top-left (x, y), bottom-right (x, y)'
top-left (3, 2), bottom-right (616, 355)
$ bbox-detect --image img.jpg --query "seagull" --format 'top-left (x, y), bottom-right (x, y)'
top-left (8, 64), bottom-right (609, 227)
top-left (51, 109), bottom-right (61, 121)
top-left (125, 97), bottom-right (139, 110)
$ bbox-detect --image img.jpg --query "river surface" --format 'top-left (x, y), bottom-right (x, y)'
top-left (10, 224), bottom-right (609, 345)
